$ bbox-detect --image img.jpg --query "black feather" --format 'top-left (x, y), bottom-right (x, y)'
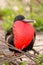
top-left (5, 15), bottom-right (36, 52)
top-left (14, 15), bottom-right (25, 22)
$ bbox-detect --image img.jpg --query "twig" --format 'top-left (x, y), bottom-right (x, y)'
top-left (0, 39), bottom-right (43, 65)
top-left (34, 45), bottom-right (43, 47)
top-left (0, 39), bottom-right (38, 64)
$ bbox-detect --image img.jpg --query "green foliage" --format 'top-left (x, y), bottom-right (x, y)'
top-left (31, 0), bottom-right (43, 31)
top-left (36, 54), bottom-right (43, 65)
top-left (2, 62), bottom-right (9, 65)
top-left (3, 8), bottom-right (16, 21)
top-left (1, 8), bottom-right (16, 31)
top-left (17, 5), bottom-right (24, 15)
top-left (39, 54), bottom-right (43, 58)
top-left (2, 21), bottom-right (12, 31)
top-left (33, 16), bottom-right (43, 31)
top-left (21, 61), bottom-right (26, 65)
top-left (0, 9), bottom-right (4, 15)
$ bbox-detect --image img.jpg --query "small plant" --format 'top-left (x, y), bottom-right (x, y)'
top-left (36, 54), bottom-right (43, 65)
top-left (2, 62), bottom-right (9, 65)
top-left (2, 8), bottom-right (15, 32)
top-left (0, 8), bottom-right (4, 20)
top-left (21, 61), bottom-right (26, 65)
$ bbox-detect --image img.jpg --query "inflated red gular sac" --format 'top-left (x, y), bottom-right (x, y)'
top-left (5, 15), bottom-right (38, 54)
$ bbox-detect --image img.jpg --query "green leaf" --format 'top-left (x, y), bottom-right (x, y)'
top-left (39, 54), bottom-right (43, 59)
top-left (21, 61), bottom-right (26, 65)
top-left (2, 62), bottom-right (9, 65)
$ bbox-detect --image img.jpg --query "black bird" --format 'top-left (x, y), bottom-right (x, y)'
top-left (5, 15), bottom-right (39, 54)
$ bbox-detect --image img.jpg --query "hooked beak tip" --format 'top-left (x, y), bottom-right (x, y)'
top-left (23, 19), bottom-right (36, 23)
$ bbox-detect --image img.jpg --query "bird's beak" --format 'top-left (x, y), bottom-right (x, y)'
top-left (23, 19), bottom-right (36, 23)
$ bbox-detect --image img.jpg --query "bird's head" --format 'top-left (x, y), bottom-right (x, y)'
top-left (14, 15), bottom-right (25, 22)
top-left (14, 15), bottom-right (36, 23)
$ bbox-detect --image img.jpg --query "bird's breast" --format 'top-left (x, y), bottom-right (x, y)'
top-left (13, 21), bottom-right (34, 50)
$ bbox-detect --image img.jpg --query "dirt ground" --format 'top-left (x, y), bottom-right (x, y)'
top-left (0, 20), bottom-right (43, 65)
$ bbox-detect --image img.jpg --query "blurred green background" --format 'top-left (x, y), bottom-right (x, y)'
top-left (0, 0), bottom-right (43, 31)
